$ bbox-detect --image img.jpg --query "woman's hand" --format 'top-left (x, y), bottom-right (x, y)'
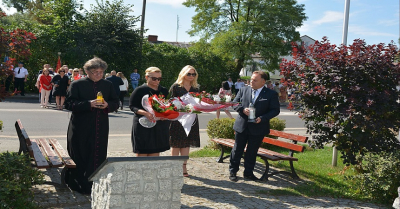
top-left (144, 112), bottom-right (155, 122)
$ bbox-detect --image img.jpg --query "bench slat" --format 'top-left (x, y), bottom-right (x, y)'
top-left (269, 129), bottom-right (308, 143)
top-left (37, 138), bottom-right (63, 167)
top-left (262, 137), bottom-right (304, 152)
top-left (49, 138), bottom-right (76, 168)
top-left (30, 139), bottom-right (50, 168)
top-left (257, 148), bottom-right (298, 161)
top-left (212, 138), bottom-right (297, 161)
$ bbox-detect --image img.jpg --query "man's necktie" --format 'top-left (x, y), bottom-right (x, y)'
top-left (18, 68), bottom-right (20, 74)
top-left (252, 89), bottom-right (257, 103)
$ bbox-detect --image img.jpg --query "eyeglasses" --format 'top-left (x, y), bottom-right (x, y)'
top-left (88, 70), bottom-right (104, 76)
top-left (149, 77), bottom-right (162, 81)
top-left (186, 73), bottom-right (197, 77)
top-left (59, 71), bottom-right (65, 73)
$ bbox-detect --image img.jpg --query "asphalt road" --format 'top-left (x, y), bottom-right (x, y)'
top-left (0, 96), bottom-right (307, 153)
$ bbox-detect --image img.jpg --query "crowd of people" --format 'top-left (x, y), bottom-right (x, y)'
top-left (5, 58), bottom-right (281, 194)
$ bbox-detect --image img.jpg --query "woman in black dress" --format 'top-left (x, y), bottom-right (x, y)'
top-left (64, 57), bottom-right (120, 194)
top-left (129, 67), bottom-right (170, 156)
top-left (169, 65), bottom-right (200, 177)
top-left (52, 66), bottom-right (70, 110)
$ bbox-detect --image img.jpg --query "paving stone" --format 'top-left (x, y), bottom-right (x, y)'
top-left (30, 150), bottom-right (387, 209)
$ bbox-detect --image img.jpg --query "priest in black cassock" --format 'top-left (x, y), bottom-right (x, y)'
top-left (64, 57), bottom-right (119, 194)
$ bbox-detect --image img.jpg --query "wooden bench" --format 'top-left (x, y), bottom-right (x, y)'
top-left (15, 119), bottom-right (76, 185)
top-left (211, 129), bottom-right (308, 181)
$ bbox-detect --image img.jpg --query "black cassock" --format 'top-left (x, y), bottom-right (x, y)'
top-left (64, 77), bottom-right (119, 194)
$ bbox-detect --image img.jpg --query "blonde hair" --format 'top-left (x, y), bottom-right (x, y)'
top-left (145, 67), bottom-right (162, 77)
top-left (174, 65), bottom-right (199, 88)
top-left (116, 72), bottom-right (126, 79)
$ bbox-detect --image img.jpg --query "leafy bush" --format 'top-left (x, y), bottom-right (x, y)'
top-left (351, 151), bottom-right (400, 203)
top-left (281, 37), bottom-right (400, 165)
top-left (0, 120), bottom-right (3, 131)
top-left (0, 152), bottom-right (44, 208)
top-left (207, 117), bottom-right (286, 149)
top-left (240, 76), bottom-right (251, 81)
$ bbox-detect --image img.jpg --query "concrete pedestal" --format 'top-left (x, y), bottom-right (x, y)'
top-left (89, 156), bottom-right (188, 209)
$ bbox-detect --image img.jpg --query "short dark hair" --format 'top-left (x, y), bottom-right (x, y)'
top-left (83, 57), bottom-right (108, 72)
top-left (222, 81), bottom-right (230, 90)
top-left (253, 71), bottom-right (269, 81)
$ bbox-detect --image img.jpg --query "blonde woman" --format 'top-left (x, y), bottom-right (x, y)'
top-left (116, 72), bottom-right (129, 110)
top-left (129, 67), bottom-right (170, 157)
top-left (169, 65), bottom-right (201, 177)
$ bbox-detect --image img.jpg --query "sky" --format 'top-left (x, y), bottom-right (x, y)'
top-left (0, 0), bottom-right (399, 46)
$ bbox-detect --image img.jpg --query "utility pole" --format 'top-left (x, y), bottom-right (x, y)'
top-left (176, 15), bottom-right (179, 43)
top-left (139, 0), bottom-right (147, 69)
top-left (333, 0), bottom-right (350, 167)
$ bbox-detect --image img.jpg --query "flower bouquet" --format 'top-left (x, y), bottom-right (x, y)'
top-left (140, 94), bottom-right (200, 130)
top-left (180, 91), bottom-right (238, 112)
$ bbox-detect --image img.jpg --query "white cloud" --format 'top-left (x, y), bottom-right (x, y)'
top-left (378, 19), bottom-right (398, 27)
top-left (313, 11), bottom-right (343, 25)
top-left (349, 25), bottom-right (397, 38)
top-left (148, 0), bottom-right (185, 7)
top-left (297, 23), bottom-right (311, 32)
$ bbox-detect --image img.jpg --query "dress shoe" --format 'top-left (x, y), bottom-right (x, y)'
top-left (243, 173), bottom-right (259, 181)
top-left (229, 172), bottom-right (238, 182)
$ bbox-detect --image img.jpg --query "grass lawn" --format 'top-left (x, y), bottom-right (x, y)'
top-left (189, 144), bottom-right (388, 206)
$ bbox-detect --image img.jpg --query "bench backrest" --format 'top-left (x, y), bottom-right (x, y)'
top-left (15, 119), bottom-right (30, 155)
top-left (263, 129), bottom-right (308, 152)
top-left (15, 119), bottom-right (50, 168)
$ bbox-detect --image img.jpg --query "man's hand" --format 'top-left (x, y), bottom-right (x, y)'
top-left (243, 108), bottom-right (250, 116)
top-left (90, 100), bottom-right (108, 109)
top-left (255, 117), bottom-right (261, 124)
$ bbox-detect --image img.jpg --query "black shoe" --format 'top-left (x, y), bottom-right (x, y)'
top-left (243, 173), bottom-right (259, 181)
top-left (229, 172), bottom-right (238, 182)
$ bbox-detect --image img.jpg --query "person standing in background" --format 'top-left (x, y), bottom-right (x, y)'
top-left (39, 68), bottom-right (52, 108)
top-left (106, 70), bottom-right (124, 113)
top-left (13, 62), bottom-right (28, 96)
top-left (227, 77), bottom-right (234, 92)
top-left (234, 78), bottom-right (245, 95)
top-left (36, 64), bottom-right (50, 102)
top-left (216, 81), bottom-right (234, 119)
top-left (130, 69), bottom-right (140, 90)
top-left (116, 72), bottom-right (129, 110)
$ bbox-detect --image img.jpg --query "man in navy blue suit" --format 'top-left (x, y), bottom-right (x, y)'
top-left (229, 71), bottom-right (280, 181)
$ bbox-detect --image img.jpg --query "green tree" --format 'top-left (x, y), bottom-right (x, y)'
top-left (141, 42), bottom-right (235, 92)
top-left (183, 0), bottom-right (307, 74)
top-left (76, 0), bottom-right (141, 74)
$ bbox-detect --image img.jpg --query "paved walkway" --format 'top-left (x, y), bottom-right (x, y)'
top-left (32, 150), bottom-right (388, 209)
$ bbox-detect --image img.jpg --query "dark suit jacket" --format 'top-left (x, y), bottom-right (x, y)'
top-left (233, 86), bottom-right (280, 136)
top-left (106, 75), bottom-right (124, 96)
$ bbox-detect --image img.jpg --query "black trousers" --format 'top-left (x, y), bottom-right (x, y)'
top-left (14, 78), bottom-right (25, 95)
top-left (119, 91), bottom-right (127, 109)
top-left (229, 127), bottom-right (265, 175)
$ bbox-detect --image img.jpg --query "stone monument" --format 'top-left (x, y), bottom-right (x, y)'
top-left (89, 156), bottom-right (188, 209)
